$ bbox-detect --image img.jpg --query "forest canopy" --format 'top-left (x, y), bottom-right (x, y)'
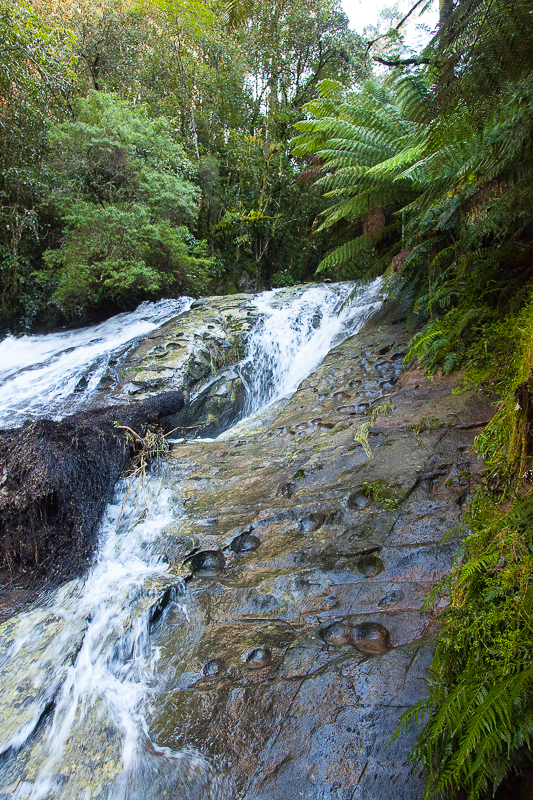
top-left (0, 0), bottom-right (363, 328)
top-left (3, 1), bottom-right (533, 798)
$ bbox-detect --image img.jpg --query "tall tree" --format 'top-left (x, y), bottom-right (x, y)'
top-left (0, 0), bottom-right (74, 324)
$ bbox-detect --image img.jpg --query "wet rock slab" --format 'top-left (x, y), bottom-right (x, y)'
top-left (145, 300), bottom-right (493, 799)
top-left (102, 292), bottom-right (260, 435)
top-left (0, 292), bottom-right (494, 800)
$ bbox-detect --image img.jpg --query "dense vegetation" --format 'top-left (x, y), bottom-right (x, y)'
top-left (3, 0), bottom-right (533, 796)
top-left (0, 0), bottom-right (362, 328)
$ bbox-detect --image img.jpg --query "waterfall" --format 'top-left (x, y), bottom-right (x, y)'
top-left (240, 280), bottom-right (382, 416)
top-left (0, 281), bottom-right (382, 799)
top-left (0, 298), bottom-right (192, 429)
top-left (4, 469), bottom-right (231, 800)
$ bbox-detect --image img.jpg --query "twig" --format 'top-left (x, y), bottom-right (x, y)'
top-left (164, 424), bottom-right (203, 437)
top-left (115, 425), bottom-right (144, 443)
top-left (364, 0), bottom-right (428, 61)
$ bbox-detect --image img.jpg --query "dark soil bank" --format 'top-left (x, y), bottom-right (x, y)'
top-left (0, 391), bottom-right (184, 581)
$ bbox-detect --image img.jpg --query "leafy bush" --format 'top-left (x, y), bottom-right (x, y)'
top-left (41, 92), bottom-right (211, 317)
top-left (271, 269), bottom-right (298, 287)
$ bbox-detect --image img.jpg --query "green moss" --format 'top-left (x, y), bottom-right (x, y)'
top-left (362, 479), bottom-right (401, 510)
top-left (405, 416), bottom-right (442, 437)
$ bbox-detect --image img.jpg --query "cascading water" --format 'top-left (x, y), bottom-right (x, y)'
top-left (0, 298), bottom-right (191, 429)
top-left (0, 280), bottom-right (382, 799)
top-left (2, 470), bottom-right (231, 800)
top-left (240, 279), bottom-right (382, 417)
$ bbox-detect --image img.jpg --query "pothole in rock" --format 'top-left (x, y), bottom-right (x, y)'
top-left (357, 552), bottom-right (384, 578)
top-left (319, 621), bottom-right (353, 646)
top-left (337, 403), bottom-right (369, 415)
top-left (299, 512), bottom-right (326, 534)
top-left (279, 482), bottom-right (295, 498)
top-left (346, 526), bottom-right (379, 545)
top-left (198, 518), bottom-right (219, 528)
top-left (347, 492), bottom-right (371, 510)
top-left (230, 532), bottom-right (261, 553)
top-left (245, 647), bottom-right (272, 669)
top-left (203, 657), bottom-right (225, 677)
top-left (318, 620), bottom-right (391, 655)
top-left (351, 622), bottom-right (390, 655)
top-left (183, 549), bottom-right (225, 576)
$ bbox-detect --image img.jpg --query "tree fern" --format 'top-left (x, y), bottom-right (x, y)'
top-left (291, 75), bottom-right (424, 274)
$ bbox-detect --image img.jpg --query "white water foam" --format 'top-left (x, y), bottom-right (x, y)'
top-left (9, 469), bottom-right (229, 800)
top-left (239, 279), bottom-right (382, 417)
top-left (0, 297), bottom-right (192, 429)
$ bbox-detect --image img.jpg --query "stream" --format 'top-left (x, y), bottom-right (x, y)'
top-left (0, 281), bottom-right (383, 799)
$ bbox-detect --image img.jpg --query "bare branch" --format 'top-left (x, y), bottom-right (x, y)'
top-left (364, 0), bottom-right (430, 62)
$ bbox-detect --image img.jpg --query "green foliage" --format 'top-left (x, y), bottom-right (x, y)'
top-left (46, 92), bottom-right (199, 220)
top-left (397, 491), bottom-right (533, 800)
top-left (43, 204), bottom-right (207, 315)
top-left (1, 0), bottom-right (364, 325)
top-left (353, 420), bottom-right (372, 458)
top-left (292, 75), bottom-right (424, 274)
top-left (292, 0), bottom-right (533, 349)
top-left (352, 401), bottom-right (392, 458)
top-left (405, 416), bottom-right (442, 439)
top-left (0, 0), bottom-right (74, 326)
top-left (390, 287), bottom-right (533, 799)
top-left (433, 0), bottom-right (533, 117)
top-left (362, 479), bottom-right (400, 510)
top-left (271, 269), bottom-right (298, 288)
top-left (40, 93), bottom-right (210, 316)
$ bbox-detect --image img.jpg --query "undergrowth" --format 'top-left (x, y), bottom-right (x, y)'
top-left (395, 289), bottom-right (533, 798)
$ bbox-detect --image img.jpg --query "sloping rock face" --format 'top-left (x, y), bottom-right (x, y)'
top-left (145, 301), bottom-right (493, 799)
top-left (0, 294), bottom-right (494, 800)
top-left (103, 294), bottom-right (259, 435)
top-left (102, 284), bottom-right (343, 436)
